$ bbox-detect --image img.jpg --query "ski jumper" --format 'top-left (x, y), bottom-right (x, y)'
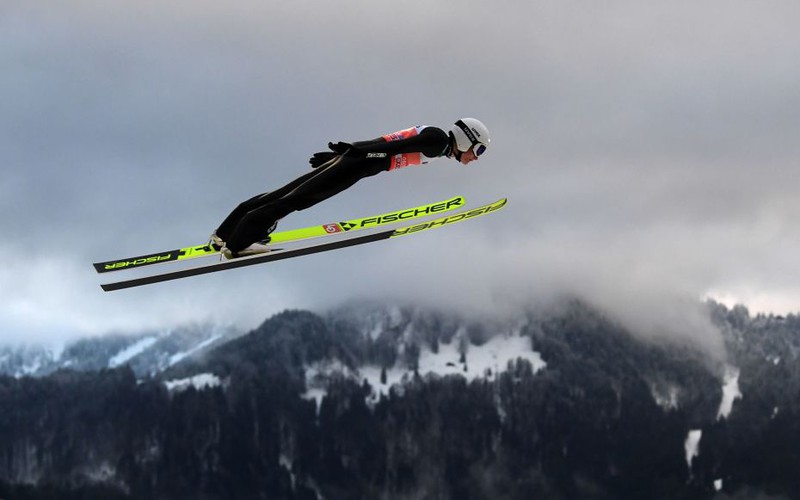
top-left (216, 126), bottom-right (451, 252)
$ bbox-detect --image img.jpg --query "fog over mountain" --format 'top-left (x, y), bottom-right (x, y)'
top-left (1, 300), bottom-right (799, 499)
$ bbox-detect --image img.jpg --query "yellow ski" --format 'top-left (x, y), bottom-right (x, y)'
top-left (93, 196), bottom-right (465, 273)
top-left (100, 198), bottom-right (506, 291)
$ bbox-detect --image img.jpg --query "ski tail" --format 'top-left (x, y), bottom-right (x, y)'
top-left (93, 195), bottom-right (466, 274)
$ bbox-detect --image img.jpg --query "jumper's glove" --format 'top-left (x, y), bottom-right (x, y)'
top-left (309, 151), bottom-right (337, 168)
top-left (309, 141), bottom-right (363, 168)
top-left (327, 141), bottom-right (357, 155)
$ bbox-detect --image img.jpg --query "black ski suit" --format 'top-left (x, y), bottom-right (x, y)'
top-left (216, 126), bottom-right (452, 252)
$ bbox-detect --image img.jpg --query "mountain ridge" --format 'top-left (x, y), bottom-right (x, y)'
top-left (1, 299), bottom-right (798, 499)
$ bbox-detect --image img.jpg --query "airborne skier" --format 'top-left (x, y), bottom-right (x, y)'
top-left (211, 118), bottom-right (491, 259)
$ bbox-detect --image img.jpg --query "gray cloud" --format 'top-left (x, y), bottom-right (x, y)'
top-left (2, 1), bottom-right (799, 346)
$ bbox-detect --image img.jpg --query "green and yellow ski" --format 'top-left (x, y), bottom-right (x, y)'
top-left (100, 198), bottom-right (506, 291)
top-left (93, 196), bottom-right (466, 273)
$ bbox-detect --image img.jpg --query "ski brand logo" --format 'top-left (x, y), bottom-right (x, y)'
top-left (392, 198), bottom-right (506, 236)
top-left (104, 254), bottom-right (174, 270)
top-left (323, 223), bottom-right (343, 234)
top-left (366, 153), bottom-right (387, 158)
top-left (352, 197), bottom-right (465, 228)
top-left (464, 128), bottom-right (477, 142)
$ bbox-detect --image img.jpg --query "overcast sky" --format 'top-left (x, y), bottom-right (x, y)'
top-left (2, 1), bottom-right (799, 352)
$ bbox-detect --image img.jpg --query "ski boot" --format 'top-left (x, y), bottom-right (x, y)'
top-left (257, 220), bottom-right (279, 245)
top-left (221, 242), bottom-right (272, 260)
top-left (209, 232), bottom-right (225, 251)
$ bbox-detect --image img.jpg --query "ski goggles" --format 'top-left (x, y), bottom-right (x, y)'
top-left (473, 143), bottom-right (487, 157)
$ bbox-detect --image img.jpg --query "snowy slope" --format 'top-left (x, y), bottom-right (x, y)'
top-left (0, 323), bottom-right (240, 378)
top-left (304, 326), bottom-right (546, 408)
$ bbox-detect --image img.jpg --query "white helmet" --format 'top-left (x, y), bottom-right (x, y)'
top-left (450, 118), bottom-right (490, 157)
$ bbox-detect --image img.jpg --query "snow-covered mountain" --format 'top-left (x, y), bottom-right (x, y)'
top-left (181, 303), bottom-right (548, 406)
top-left (0, 322), bottom-right (241, 378)
top-left (308, 304), bottom-right (544, 404)
top-left (1, 300), bottom-right (799, 499)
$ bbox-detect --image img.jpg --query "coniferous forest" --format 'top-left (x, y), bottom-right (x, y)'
top-left (1, 301), bottom-right (799, 499)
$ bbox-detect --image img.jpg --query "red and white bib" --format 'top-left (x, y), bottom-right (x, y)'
top-left (382, 126), bottom-right (436, 171)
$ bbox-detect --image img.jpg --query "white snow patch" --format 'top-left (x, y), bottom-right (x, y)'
top-left (303, 332), bottom-right (546, 408)
top-left (280, 455), bottom-right (296, 490)
top-left (361, 332), bottom-right (546, 399)
top-left (17, 356), bottom-right (43, 377)
top-left (168, 333), bottom-right (223, 366)
top-left (302, 360), bottom-right (355, 407)
top-left (305, 359), bottom-right (353, 381)
top-left (303, 387), bottom-right (327, 408)
top-left (85, 462), bottom-right (116, 482)
top-left (685, 429), bottom-right (702, 470)
top-left (358, 365), bottom-right (413, 393)
top-left (714, 479), bottom-right (723, 491)
top-left (765, 355), bottom-right (781, 365)
top-left (164, 373), bottom-right (221, 392)
top-left (651, 384), bottom-right (680, 410)
top-left (717, 366), bottom-right (742, 420)
top-left (420, 333), bottom-right (545, 382)
top-left (109, 336), bottom-right (158, 368)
